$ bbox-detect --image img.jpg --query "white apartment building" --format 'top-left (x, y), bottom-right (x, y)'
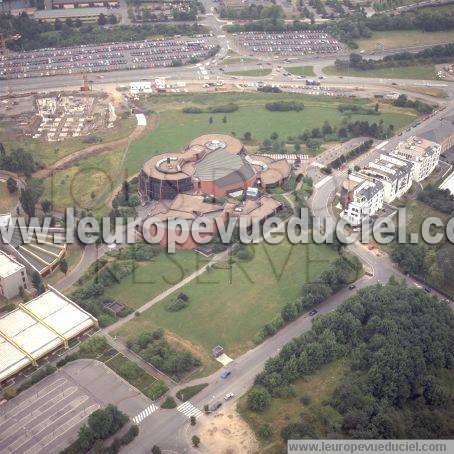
top-left (390, 136), bottom-right (441, 182)
top-left (341, 174), bottom-right (384, 226)
top-left (358, 153), bottom-right (414, 203)
top-left (0, 251), bottom-right (29, 299)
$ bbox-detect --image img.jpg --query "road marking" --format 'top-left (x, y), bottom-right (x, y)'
top-left (177, 401), bottom-right (203, 419)
top-left (314, 175), bottom-right (333, 189)
top-left (132, 404), bottom-right (158, 424)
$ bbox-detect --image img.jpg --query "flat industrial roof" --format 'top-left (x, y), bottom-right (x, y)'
top-left (0, 251), bottom-right (24, 279)
top-left (0, 288), bottom-right (97, 382)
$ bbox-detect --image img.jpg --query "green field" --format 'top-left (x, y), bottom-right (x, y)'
top-left (285, 66), bottom-right (315, 76)
top-left (0, 116), bottom-right (136, 168)
top-left (114, 240), bottom-right (338, 363)
top-left (225, 68), bottom-right (272, 77)
top-left (103, 250), bottom-right (207, 310)
top-left (355, 30), bottom-right (454, 52)
top-left (323, 64), bottom-right (437, 80)
top-left (40, 92), bottom-right (416, 213)
top-left (221, 57), bottom-right (259, 66)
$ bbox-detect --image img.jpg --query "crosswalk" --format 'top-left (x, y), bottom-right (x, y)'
top-left (177, 401), bottom-right (204, 419)
top-left (132, 404), bottom-right (158, 424)
top-left (255, 153), bottom-right (310, 161)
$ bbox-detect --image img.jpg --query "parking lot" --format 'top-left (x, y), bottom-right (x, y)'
top-left (2, 36), bottom-right (218, 79)
top-left (0, 359), bottom-right (153, 454)
top-left (233, 31), bottom-right (343, 56)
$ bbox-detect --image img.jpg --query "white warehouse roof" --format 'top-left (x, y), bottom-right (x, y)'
top-left (0, 251), bottom-right (24, 279)
top-left (0, 287), bottom-right (97, 382)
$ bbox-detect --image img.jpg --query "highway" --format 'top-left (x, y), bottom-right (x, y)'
top-left (2, 7), bottom-right (453, 452)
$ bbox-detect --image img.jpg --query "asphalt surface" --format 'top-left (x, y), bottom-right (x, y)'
top-left (0, 359), bottom-right (152, 454)
top-left (2, 8), bottom-right (454, 452)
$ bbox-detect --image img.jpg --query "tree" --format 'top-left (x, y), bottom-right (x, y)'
top-left (98, 13), bottom-right (107, 26)
top-left (151, 446), bottom-right (162, 454)
top-left (190, 415), bottom-right (196, 425)
top-left (59, 258), bottom-right (68, 275)
top-left (192, 435), bottom-right (200, 447)
top-left (208, 116), bottom-right (213, 124)
top-left (270, 132), bottom-right (279, 140)
top-left (244, 131), bottom-right (252, 141)
top-left (322, 121), bottom-right (333, 136)
top-left (247, 387), bottom-right (271, 412)
top-left (222, 115), bottom-right (227, 123)
top-left (19, 180), bottom-right (43, 218)
top-left (41, 199), bottom-right (52, 214)
top-left (31, 271), bottom-right (45, 294)
top-left (78, 425), bottom-right (96, 451)
top-left (109, 14), bottom-right (118, 25)
top-left (88, 407), bottom-right (114, 439)
top-left (6, 177), bottom-right (17, 194)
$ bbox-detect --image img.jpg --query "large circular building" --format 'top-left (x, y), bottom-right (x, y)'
top-left (139, 134), bottom-right (291, 201)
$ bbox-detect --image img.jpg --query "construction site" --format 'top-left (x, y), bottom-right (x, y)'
top-left (0, 88), bottom-right (118, 142)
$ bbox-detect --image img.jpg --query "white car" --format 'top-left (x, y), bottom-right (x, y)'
top-left (224, 393), bottom-right (234, 400)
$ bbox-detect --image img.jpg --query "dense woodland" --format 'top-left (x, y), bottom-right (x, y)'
top-left (248, 282), bottom-right (454, 440)
top-left (0, 13), bottom-right (205, 51)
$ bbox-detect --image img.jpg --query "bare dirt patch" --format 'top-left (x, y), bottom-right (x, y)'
top-left (34, 114), bottom-right (157, 178)
top-left (194, 407), bottom-right (259, 454)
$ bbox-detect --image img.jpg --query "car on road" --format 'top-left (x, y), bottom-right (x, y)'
top-left (210, 402), bottom-right (223, 411)
top-left (221, 370), bottom-right (231, 379)
top-left (349, 284), bottom-right (356, 290)
top-left (224, 393), bottom-right (234, 400)
top-left (308, 309), bottom-right (318, 316)
top-left (424, 287), bottom-right (432, 293)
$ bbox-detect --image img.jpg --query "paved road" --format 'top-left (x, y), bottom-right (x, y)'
top-left (0, 359), bottom-right (153, 454)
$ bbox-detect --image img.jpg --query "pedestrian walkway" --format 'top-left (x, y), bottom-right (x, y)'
top-left (256, 153), bottom-right (309, 161)
top-left (177, 401), bottom-right (204, 418)
top-left (132, 404), bottom-right (159, 424)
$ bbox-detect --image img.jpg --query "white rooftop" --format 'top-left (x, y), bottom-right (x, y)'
top-left (0, 288), bottom-right (97, 382)
top-left (0, 251), bottom-right (24, 279)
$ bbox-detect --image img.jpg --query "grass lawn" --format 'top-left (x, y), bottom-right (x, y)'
top-left (225, 68), bottom-right (272, 77)
top-left (323, 64), bottom-right (437, 80)
top-left (105, 352), bottom-right (168, 400)
top-left (0, 181), bottom-right (18, 213)
top-left (400, 85), bottom-right (448, 99)
top-left (103, 250), bottom-right (207, 310)
top-left (221, 57), bottom-right (259, 65)
top-left (114, 241), bottom-right (338, 364)
top-left (0, 116), bottom-right (136, 168)
top-left (238, 359), bottom-right (349, 452)
top-left (285, 66), bottom-right (315, 76)
top-left (176, 383), bottom-right (208, 401)
top-left (355, 30), bottom-right (454, 52)
top-left (42, 92), bottom-right (416, 214)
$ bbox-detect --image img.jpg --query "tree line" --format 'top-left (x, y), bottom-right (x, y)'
top-left (256, 255), bottom-right (361, 342)
top-left (1, 12), bottom-right (205, 51)
top-left (247, 281), bottom-right (454, 440)
top-left (226, 9), bottom-right (454, 47)
top-left (336, 44), bottom-right (454, 75)
top-left (417, 184), bottom-right (454, 214)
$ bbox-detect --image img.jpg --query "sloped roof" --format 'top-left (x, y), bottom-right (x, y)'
top-left (194, 149), bottom-right (255, 185)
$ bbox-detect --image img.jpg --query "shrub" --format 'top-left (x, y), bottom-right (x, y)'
top-left (119, 424), bottom-right (139, 445)
top-left (257, 423), bottom-right (273, 439)
top-left (161, 396), bottom-right (177, 409)
top-left (165, 298), bottom-right (188, 312)
top-left (247, 387), bottom-right (271, 412)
